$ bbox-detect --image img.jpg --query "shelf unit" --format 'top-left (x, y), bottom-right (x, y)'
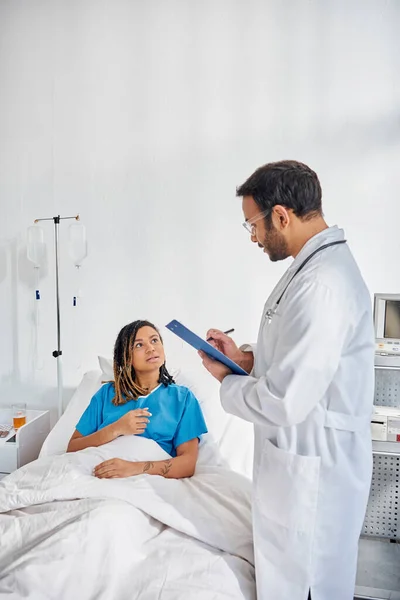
top-left (0, 409), bottom-right (50, 476)
top-left (354, 364), bottom-right (400, 600)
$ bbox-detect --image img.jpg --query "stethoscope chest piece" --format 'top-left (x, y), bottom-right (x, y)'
top-left (265, 308), bottom-right (276, 324)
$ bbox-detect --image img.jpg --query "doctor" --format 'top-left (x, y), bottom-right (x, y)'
top-left (200, 160), bottom-right (374, 600)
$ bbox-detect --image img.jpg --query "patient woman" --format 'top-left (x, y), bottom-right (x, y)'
top-left (67, 320), bottom-right (208, 479)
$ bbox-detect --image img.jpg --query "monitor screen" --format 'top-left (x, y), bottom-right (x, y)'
top-left (384, 300), bottom-right (400, 339)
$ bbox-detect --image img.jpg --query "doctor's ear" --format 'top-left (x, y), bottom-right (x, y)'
top-left (272, 205), bottom-right (291, 229)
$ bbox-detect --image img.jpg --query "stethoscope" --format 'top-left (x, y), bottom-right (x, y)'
top-left (265, 240), bottom-right (347, 324)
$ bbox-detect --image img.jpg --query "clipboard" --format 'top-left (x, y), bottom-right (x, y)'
top-left (165, 319), bottom-right (248, 376)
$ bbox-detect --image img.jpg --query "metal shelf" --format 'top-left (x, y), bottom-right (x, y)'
top-left (358, 361), bottom-right (400, 598)
top-left (355, 537), bottom-right (400, 599)
top-left (373, 441), bottom-right (400, 456)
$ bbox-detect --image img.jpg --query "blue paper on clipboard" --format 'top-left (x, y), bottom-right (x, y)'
top-left (165, 320), bottom-right (248, 376)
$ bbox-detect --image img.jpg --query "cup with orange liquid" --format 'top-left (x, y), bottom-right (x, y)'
top-left (12, 403), bottom-right (27, 429)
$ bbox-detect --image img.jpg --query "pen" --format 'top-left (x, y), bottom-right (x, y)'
top-left (207, 328), bottom-right (235, 342)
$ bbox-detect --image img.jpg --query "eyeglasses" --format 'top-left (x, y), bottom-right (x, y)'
top-left (242, 209), bottom-right (271, 234)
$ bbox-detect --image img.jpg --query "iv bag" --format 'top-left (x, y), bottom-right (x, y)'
top-left (27, 225), bottom-right (46, 268)
top-left (68, 222), bottom-right (87, 265)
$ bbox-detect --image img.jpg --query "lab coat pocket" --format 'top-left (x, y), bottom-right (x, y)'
top-left (255, 439), bottom-right (320, 533)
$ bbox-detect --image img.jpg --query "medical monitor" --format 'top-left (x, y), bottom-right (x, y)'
top-left (374, 293), bottom-right (400, 367)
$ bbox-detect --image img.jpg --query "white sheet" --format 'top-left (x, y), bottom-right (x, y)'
top-left (0, 437), bottom-right (255, 600)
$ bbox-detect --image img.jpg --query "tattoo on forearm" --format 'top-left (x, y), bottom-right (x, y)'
top-left (142, 461), bottom-right (154, 473)
top-left (159, 459), bottom-right (172, 476)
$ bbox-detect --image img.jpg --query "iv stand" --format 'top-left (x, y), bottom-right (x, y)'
top-left (33, 214), bottom-right (80, 420)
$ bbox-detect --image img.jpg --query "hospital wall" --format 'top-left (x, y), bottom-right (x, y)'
top-left (0, 0), bottom-right (399, 421)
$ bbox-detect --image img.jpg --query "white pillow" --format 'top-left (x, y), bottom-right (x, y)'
top-left (39, 369), bottom-right (103, 457)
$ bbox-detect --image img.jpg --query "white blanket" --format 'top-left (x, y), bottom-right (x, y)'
top-left (0, 437), bottom-right (255, 600)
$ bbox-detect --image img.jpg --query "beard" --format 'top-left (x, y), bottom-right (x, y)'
top-left (262, 223), bottom-right (290, 262)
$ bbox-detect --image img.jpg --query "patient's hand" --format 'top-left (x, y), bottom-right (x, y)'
top-left (94, 439), bottom-right (198, 479)
top-left (94, 458), bottom-right (141, 479)
top-left (114, 409), bottom-right (152, 437)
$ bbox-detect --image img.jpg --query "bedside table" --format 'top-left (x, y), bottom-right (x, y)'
top-left (0, 408), bottom-right (50, 478)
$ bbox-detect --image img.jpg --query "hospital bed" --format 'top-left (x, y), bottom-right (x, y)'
top-left (0, 358), bottom-right (256, 600)
top-left (2, 354), bottom-right (397, 599)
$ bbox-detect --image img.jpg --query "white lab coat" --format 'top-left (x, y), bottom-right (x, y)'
top-left (220, 226), bottom-right (374, 600)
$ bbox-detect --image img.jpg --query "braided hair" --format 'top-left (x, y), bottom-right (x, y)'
top-left (112, 320), bottom-right (175, 406)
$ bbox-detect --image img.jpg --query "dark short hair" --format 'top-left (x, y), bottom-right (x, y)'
top-left (236, 160), bottom-right (323, 220)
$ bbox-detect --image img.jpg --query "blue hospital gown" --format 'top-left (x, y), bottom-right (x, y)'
top-left (76, 382), bottom-right (208, 457)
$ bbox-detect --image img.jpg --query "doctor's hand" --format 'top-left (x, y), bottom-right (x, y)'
top-left (199, 351), bottom-right (232, 383)
top-left (206, 329), bottom-right (253, 373)
top-left (206, 329), bottom-right (241, 359)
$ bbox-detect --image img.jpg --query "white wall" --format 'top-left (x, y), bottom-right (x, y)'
top-left (0, 0), bottom-right (399, 422)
